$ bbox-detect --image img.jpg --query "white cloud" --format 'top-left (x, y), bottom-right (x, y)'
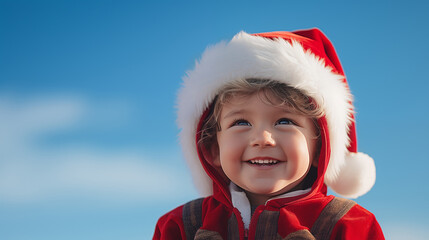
top-left (0, 148), bottom-right (193, 203)
top-left (382, 222), bottom-right (428, 240)
top-left (0, 95), bottom-right (85, 151)
top-left (0, 94), bottom-right (195, 204)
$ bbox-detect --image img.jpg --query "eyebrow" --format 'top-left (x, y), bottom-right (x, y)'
top-left (222, 109), bottom-right (247, 120)
top-left (281, 108), bottom-right (294, 114)
top-left (222, 107), bottom-right (296, 120)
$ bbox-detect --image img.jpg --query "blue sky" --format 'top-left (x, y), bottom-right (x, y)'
top-left (1, 0), bottom-right (428, 239)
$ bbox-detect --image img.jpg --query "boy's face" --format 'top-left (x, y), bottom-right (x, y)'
top-left (213, 92), bottom-right (318, 202)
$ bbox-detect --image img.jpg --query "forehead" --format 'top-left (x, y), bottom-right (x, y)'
top-left (220, 92), bottom-right (297, 116)
top-left (213, 85), bottom-right (322, 123)
top-left (221, 90), bottom-right (292, 111)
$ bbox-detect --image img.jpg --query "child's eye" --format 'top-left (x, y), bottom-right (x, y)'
top-left (276, 118), bottom-right (294, 125)
top-left (231, 119), bottom-right (251, 127)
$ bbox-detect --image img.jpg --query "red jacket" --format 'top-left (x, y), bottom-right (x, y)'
top-left (154, 193), bottom-right (383, 239)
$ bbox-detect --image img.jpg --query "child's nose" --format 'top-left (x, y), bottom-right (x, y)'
top-left (250, 130), bottom-right (276, 147)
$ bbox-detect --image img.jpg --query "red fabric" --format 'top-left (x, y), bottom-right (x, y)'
top-left (330, 204), bottom-right (384, 240)
top-left (153, 28), bottom-right (384, 239)
top-left (153, 205), bottom-right (186, 240)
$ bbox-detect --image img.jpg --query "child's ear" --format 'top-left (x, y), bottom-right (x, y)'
top-left (202, 142), bottom-right (221, 167)
top-left (312, 157), bottom-right (319, 167)
top-left (312, 137), bottom-right (321, 168)
top-left (312, 148), bottom-right (320, 167)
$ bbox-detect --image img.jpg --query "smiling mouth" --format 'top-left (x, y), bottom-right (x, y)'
top-left (248, 159), bottom-right (280, 165)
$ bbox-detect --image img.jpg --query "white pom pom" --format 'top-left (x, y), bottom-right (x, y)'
top-left (326, 152), bottom-right (376, 198)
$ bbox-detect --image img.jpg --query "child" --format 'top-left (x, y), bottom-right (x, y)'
top-left (154, 29), bottom-right (384, 239)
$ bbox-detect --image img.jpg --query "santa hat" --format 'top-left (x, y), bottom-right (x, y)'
top-left (177, 28), bottom-right (376, 199)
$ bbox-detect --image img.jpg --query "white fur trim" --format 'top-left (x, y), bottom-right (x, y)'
top-left (177, 32), bottom-right (364, 197)
top-left (327, 152), bottom-right (376, 198)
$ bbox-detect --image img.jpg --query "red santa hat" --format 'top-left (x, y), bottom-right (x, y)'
top-left (177, 28), bottom-right (376, 199)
